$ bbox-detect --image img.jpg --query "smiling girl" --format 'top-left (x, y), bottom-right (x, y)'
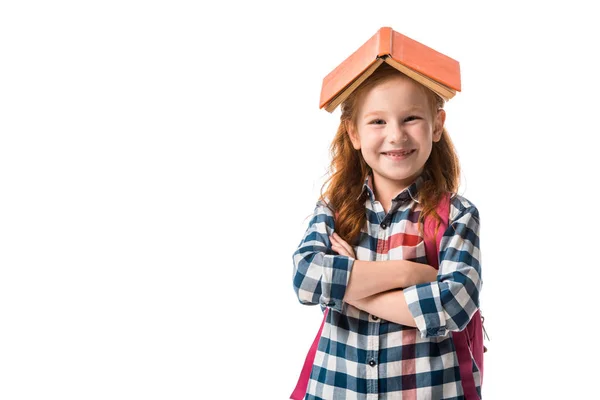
top-left (292, 62), bottom-right (483, 399)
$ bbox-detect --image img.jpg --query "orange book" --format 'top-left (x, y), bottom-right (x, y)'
top-left (320, 27), bottom-right (461, 112)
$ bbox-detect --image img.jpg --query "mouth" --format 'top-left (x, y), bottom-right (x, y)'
top-left (382, 149), bottom-right (416, 158)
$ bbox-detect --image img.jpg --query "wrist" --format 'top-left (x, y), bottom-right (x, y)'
top-left (400, 260), bottom-right (437, 287)
top-left (393, 260), bottom-right (412, 288)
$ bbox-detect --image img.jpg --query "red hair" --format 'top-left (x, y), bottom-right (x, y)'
top-left (319, 64), bottom-right (460, 245)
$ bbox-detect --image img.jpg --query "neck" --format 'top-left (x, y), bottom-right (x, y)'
top-left (372, 172), bottom-right (421, 213)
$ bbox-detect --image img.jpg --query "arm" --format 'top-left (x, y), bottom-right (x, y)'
top-left (343, 259), bottom-right (437, 301)
top-left (292, 201), bottom-right (356, 312)
top-left (293, 201), bottom-right (437, 312)
top-left (403, 197), bottom-right (482, 338)
top-left (292, 201), bottom-right (417, 312)
top-left (346, 289), bottom-right (417, 327)
top-left (324, 231), bottom-right (439, 302)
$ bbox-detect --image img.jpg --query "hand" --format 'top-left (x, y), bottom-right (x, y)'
top-left (330, 232), bottom-right (356, 258)
top-left (407, 262), bottom-right (439, 286)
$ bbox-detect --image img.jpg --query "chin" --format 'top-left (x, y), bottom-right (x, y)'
top-left (381, 172), bottom-right (416, 181)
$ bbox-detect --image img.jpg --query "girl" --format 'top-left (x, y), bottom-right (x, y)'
top-left (292, 63), bottom-right (483, 399)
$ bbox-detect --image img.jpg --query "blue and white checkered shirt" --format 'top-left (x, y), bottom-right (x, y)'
top-left (292, 173), bottom-right (482, 399)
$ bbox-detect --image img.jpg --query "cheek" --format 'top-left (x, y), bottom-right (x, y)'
top-left (421, 142), bottom-right (434, 159)
top-left (418, 128), bottom-right (435, 148)
top-left (363, 135), bottom-right (383, 150)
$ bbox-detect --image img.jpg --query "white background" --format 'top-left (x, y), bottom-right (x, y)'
top-left (1, 1), bottom-right (599, 399)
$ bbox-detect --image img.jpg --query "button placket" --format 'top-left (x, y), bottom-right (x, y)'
top-left (365, 313), bottom-right (380, 393)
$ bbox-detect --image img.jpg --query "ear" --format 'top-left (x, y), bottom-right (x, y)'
top-left (432, 109), bottom-right (446, 143)
top-left (346, 121), bottom-right (361, 150)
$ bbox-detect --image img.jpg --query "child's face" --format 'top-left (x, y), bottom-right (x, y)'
top-left (348, 75), bottom-right (445, 193)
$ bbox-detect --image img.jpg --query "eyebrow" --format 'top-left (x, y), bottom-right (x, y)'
top-left (362, 111), bottom-right (386, 119)
top-left (362, 107), bottom-right (426, 120)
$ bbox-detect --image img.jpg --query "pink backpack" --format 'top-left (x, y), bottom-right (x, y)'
top-left (290, 193), bottom-right (485, 399)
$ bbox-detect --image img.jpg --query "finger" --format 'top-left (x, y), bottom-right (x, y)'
top-left (332, 234), bottom-right (353, 258)
top-left (333, 233), bottom-right (354, 256)
top-left (330, 235), bottom-right (345, 252)
top-left (330, 238), bottom-right (341, 250)
top-left (337, 247), bottom-right (353, 258)
top-left (331, 242), bottom-right (351, 257)
top-left (330, 235), bottom-right (344, 249)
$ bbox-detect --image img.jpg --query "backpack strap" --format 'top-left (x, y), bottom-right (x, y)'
top-left (289, 308), bottom-right (328, 400)
top-left (424, 193), bottom-right (483, 399)
top-left (289, 211), bottom-right (340, 399)
top-left (423, 192), bottom-right (451, 270)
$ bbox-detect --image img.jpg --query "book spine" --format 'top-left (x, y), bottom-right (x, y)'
top-left (377, 27), bottom-right (393, 57)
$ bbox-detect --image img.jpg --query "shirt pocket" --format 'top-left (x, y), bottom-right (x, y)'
top-left (384, 232), bottom-right (427, 262)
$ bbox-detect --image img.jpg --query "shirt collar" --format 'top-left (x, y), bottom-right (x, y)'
top-left (357, 171), bottom-right (429, 204)
top-left (356, 174), bottom-right (376, 201)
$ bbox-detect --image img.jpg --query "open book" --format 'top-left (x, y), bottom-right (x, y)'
top-left (320, 27), bottom-right (461, 113)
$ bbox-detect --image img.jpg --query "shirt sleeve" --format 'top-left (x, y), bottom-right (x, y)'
top-left (403, 195), bottom-right (482, 338)
top-left (292, 200), bottom-right (355, 313)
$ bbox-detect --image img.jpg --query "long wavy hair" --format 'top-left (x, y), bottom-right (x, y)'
top-left (319, 63), bottom-right (460, 245)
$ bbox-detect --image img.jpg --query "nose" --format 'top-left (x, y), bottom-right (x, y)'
top-left (388, 123), bottom-right (408, 143)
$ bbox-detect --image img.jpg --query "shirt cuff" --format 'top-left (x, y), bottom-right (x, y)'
top-left (320, 254), bottom-right (354, 313)
top-left (403, 281), bottom-right (449, 338)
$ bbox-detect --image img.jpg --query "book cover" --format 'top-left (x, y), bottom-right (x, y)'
top-left (320, 27), bottom-right (461, 112)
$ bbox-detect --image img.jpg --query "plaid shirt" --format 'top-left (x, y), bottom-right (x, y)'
top-left (292, 173), bottom-right (482, 399)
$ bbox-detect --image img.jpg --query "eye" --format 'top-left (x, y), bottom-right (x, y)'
top-left (404, 115), bottom-right (420, 122)
top-left (369, 119), bottom-right (386, 125)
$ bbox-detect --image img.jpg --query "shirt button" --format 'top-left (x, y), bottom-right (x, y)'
top-left (371, 315), bottom-right (379, 321)
top-left (368, 359), bottom-right (376, 367)
top-left (381, 223), bottom-right (387, 229)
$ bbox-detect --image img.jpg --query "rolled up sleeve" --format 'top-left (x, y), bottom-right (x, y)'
top-left (292, 200), bottom-right (355, 313)
top-left (404, 197), bottom-right (482, 338)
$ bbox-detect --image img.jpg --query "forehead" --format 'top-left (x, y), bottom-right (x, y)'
top-left (358, 75), bottom-right (430, 115)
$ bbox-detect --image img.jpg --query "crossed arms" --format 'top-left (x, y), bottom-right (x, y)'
top-left (292, 200), bottom-right (482, 337)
